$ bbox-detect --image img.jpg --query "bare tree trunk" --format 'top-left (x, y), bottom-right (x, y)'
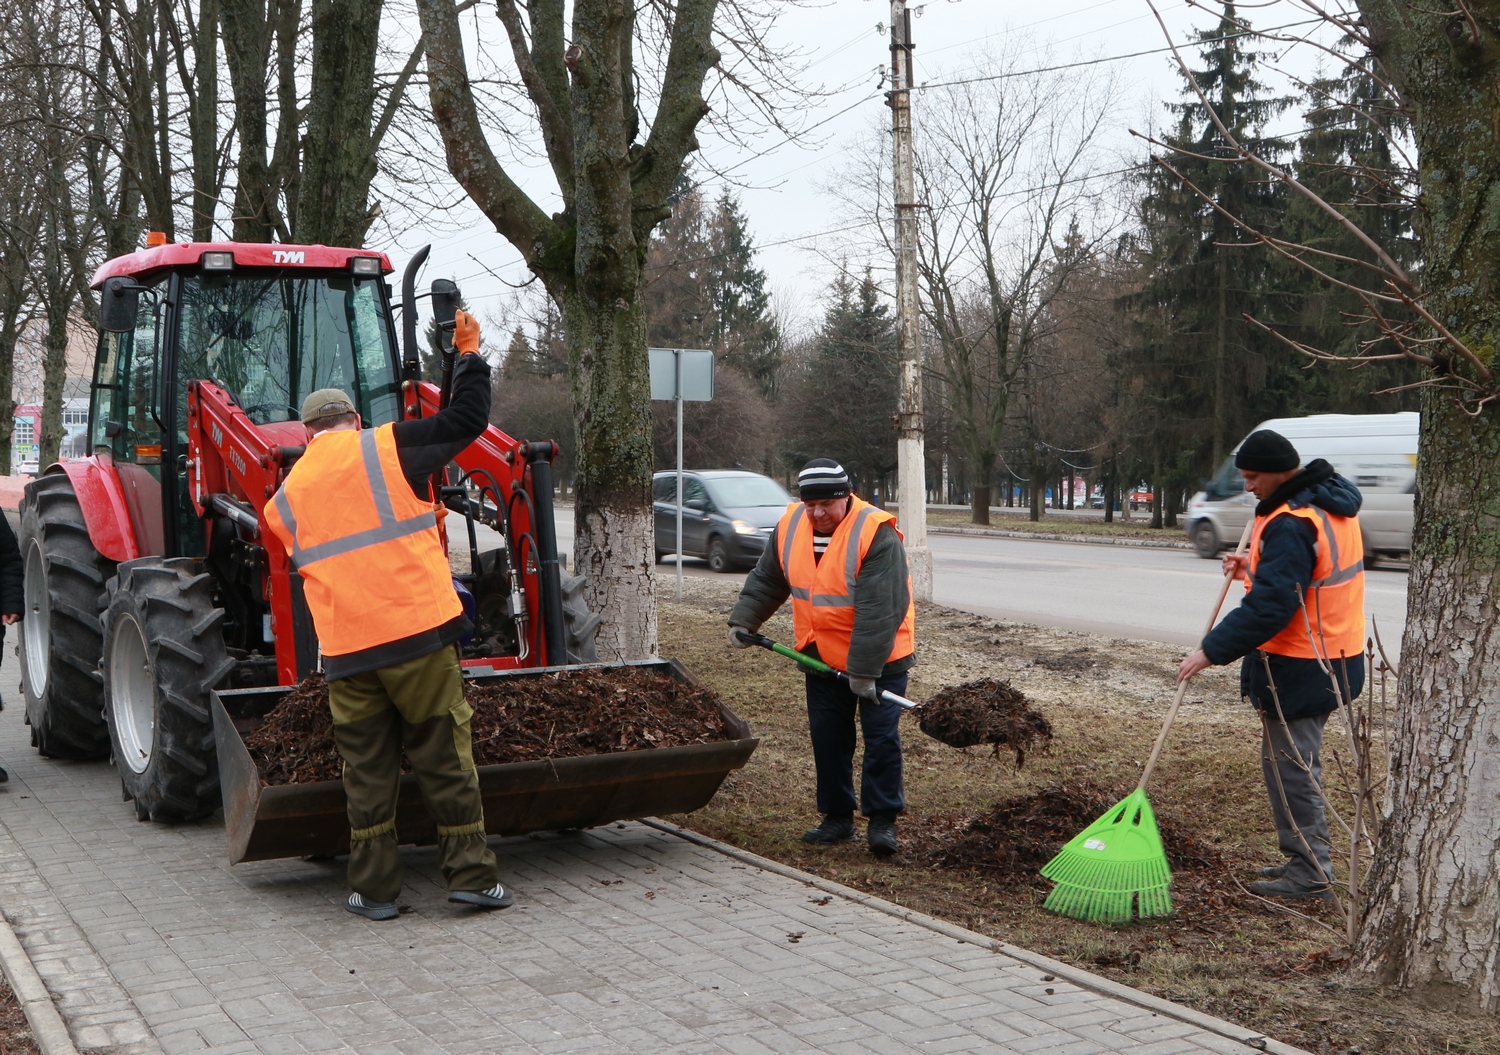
top-left (296, 0), bottom-right (382, 245)
top-left (39, 209), bottom-right (70, 468)
top-left (1345, 0), bottom-right (1500, 1008)
top-left (969, 484), bottom-right (989, 525)
top-left (221, 0), bottom-right (277, 241)
top-left (0, 313), bottom-right (18, 473)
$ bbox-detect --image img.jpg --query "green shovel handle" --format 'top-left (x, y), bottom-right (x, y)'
top-left (744, 633), bottom-right (917, 710)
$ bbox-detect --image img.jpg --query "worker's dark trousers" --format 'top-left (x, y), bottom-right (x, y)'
top-left (1260, 712), bottom-right (1334, 888)
top-left (329, 648), bottom-right (498, 903)
top-left (805, 671), bottom-right (906, 819)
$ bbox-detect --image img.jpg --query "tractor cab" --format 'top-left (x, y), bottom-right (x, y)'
top-left (91, 243), bottom-right (403, 558)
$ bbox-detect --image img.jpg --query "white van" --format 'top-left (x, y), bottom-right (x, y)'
top-left (1183, 412), bottom-right (1418, 562)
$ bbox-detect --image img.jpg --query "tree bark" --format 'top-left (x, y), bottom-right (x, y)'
top-left (296, 0), bottom-right (382, 245)
top-left (220, 0), bottom-right (277, 241)
top-left (417, 0), bottom-right (719, 659)
top-left (1352, 1), bottom-right (1500, 1008)
top-left (970, 483), bottom-right (990, 525)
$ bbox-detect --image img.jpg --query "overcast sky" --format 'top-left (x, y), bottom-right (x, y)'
top-left (387, 0), bottom-right (1336, 337)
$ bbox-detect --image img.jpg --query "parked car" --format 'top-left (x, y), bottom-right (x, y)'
top-left (652, 470), bottom-right (792, 572)
top-left (1183, 412), bottom-right (1418, 561)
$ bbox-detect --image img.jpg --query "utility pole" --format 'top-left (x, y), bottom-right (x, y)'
top-left (888, 0), bottom-right (933, 601)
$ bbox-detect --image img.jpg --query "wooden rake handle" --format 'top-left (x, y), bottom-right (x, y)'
top-left (1136, 518), bottom-right (1255, 791)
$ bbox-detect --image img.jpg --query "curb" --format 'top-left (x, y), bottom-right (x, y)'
top-left (929, 525), bottom-right (1196, 551)
top-left (642, 818), bottom-right (1310, 1055)
top-left (0, 912), bottom-right (79, 1055)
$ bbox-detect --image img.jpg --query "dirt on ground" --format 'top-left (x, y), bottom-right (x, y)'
top-left (244, 667), bottom-right (735, 786)
top-left (912, 783), bottom-right (1221, 879)
top-left (658, 575), bottom-right (1491, 1055)
top-left (0, 978), bottom-right (37, 1055)
top-left (914, 677), bottom-right (1052, 762)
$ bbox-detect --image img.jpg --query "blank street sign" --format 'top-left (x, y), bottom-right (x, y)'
top-left (649, 348), bottom-right (714, 401)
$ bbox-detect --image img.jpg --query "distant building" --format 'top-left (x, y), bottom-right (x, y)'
top-left (9, 315), bottom-right (95, 477)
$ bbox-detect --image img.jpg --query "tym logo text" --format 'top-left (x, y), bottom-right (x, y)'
top-left (272, 250), bottom-right (305, 264)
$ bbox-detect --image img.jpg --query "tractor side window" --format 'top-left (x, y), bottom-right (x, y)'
top-left (90, 283), bottom-right (164, 471)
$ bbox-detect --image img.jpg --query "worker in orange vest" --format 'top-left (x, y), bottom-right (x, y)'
top-left (265, 310), bottom-right (513, 921)
top-left (1178, 430), bottom-right (1365, 900)
top-left (727, 458), bottom-right (916, 856)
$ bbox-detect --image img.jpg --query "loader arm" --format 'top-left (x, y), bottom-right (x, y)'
top-left (404, 378), bottom-right (568, 669)
top-left (184, 379), bottom-right (317, 685)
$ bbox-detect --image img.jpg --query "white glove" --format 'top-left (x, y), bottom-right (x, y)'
top-left (728, 626), bottom-right (755, 649)
top-left (847, 675), bottom-right (879, 701)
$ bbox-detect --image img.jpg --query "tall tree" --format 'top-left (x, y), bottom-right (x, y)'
top-left (783, 272), bottom-right (897, 496)
top-left (1130, 6), bottom-right (1294, 476)
top-left (899, 47), bottom-right (1116, 524)
top-left (415, 0), bottom-right (795, 658)
top-left (1338, 0), bottom-right (1500, 1008)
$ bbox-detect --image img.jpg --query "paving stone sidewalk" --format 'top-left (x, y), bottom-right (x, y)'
top-left (0, 681), bottom-right (1287, 1055)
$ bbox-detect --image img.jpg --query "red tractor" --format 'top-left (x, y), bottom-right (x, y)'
top-left (19, 241), bottom-right (597, 823)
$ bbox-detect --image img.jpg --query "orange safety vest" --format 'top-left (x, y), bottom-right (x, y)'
top-left (775, 496), bottom-right (916, 673)
top-left (264, 424), bottom-right (460, 658)
top-left (1247, 502), bottom-right (1365, 661)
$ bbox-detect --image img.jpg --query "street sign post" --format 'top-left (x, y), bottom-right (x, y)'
top-left (649, 348), bottom-right (714, 598)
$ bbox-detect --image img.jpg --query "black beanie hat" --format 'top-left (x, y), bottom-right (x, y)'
top-left (1234, 430), bottom-right (1300, 473)
top-left (798, 458), bottom-right (851, 500)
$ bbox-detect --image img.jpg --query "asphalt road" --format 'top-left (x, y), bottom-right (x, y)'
top-left (545, 508), bottom-right (1410, 653)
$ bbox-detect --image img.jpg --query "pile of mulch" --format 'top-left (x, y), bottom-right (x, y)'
top-left (912, 782), bottom-right (1223, 884)
top-left (913, 678), bottom-right (1053, 763)
top-left (244, 668), bottom-right (735, 786)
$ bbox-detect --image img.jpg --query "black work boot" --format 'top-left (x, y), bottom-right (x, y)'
top-left (801, 814), bottom-right (854, 844)
top-left (1254, 861), bottom-right (1288, 879)
top-left (867, 815), bottom-right (898, 857)
top-left (1247, 876), bottom-right (1332, 901)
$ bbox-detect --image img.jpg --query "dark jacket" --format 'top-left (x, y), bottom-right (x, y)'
top-left (320, 353), bottom-right (491, 681)
top-left (0, 511), bottom-right (21, 617)
top-left (729, 516), bottom-right (914, 679)
top-left (1201, 459), bottom-right (1365, 719)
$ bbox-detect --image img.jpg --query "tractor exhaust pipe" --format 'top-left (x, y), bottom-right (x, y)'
top-left (400, 245), bottom-right (431, 386)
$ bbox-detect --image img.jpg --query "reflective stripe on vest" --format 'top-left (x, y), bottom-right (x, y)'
top-left (273, 430), bottom-right (436, 569)
top-left (775, 496), bottom-right (916, 672)
top-left (264, 423), bottom-right (460, 658)
top-left (1247, 501), bottom-right (1365, 661)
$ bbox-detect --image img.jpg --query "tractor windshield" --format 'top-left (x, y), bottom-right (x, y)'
top-left (176, 272), bottom-right (399, 427)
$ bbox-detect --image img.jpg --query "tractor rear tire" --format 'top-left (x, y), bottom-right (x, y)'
top-left (19, 473), bottom-right (116, 759)
top-left (102, 558), bottom-right (235, 822)
top-left (560, 570), bottom-right (601, 663)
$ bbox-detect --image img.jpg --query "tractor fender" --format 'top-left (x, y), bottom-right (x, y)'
top-left (50, 457), bottom-right (142, 563)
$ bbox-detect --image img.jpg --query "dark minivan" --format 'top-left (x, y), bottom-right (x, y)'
top-left (653, 470), bottom-right (792, 572)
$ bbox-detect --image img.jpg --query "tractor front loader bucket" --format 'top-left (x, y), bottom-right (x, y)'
top-left (211, 659), bottom-right (758, 863)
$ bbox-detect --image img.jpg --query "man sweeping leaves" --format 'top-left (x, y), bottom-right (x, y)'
top-left (1177, 430), bottom-right (1366, 900)
top-left (726, 459), bottom-right (916, 856)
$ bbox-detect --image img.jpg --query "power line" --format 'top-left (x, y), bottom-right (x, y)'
top-left (912, 18), bottom-right (1325, 91)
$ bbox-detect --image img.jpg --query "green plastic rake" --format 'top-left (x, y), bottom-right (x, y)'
top-left (1041, 520), bottom-right (1254, 923)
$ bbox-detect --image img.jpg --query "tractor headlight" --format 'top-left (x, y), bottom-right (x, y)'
top-left (732, 520), bottom-right (757, 535)
top-left (200, 251), bottom-right (235, 272)
top-left (350, 255), bottom-right (382, 275)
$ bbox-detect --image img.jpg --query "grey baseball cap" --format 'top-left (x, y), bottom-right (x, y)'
top-left (299, 388), bottom-right (357, 425)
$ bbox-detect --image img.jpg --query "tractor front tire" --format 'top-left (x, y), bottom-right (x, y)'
top-left (19, 473), bottom-right (116, 759)
top-left (560, 570), bottom-right (601, 663)
top-left (102, 558), bottom-right (234, 822)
